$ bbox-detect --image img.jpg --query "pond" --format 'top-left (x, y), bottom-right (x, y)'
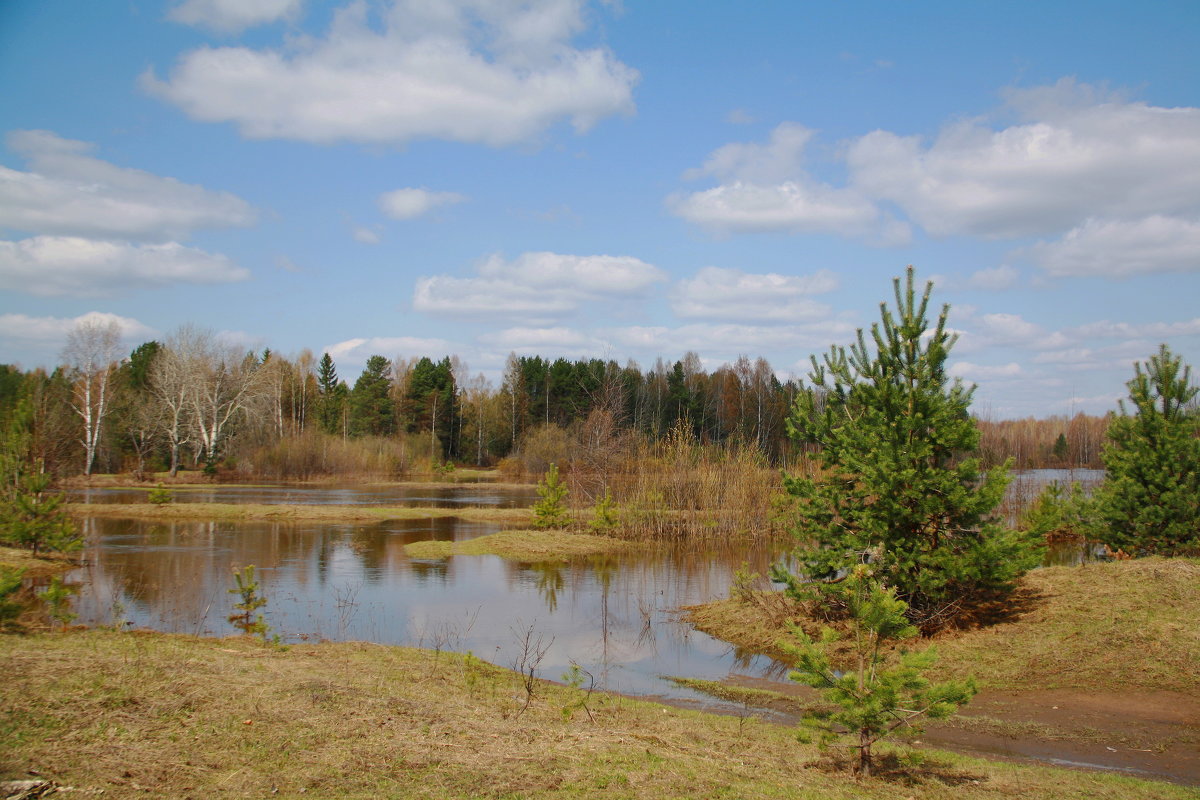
top-left (69, 482), bottom-right (541, 509)
top-left (66, 470), bottom-right (1103, 706)
top-left (70, 512), bottom-right (785, 707)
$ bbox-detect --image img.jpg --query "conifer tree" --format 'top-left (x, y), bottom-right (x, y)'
top-left (532, 463), bottom-right (571, 529)
top-left (775, 268), bottom-right (1037, 628)
top-left (316, 352), bottom-right (343, 435)
top-left (1092, 345), bottom-right (1200, 556)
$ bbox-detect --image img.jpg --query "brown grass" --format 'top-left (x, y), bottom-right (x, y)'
top-left (403, 530), bottom-right (635, 562)
top-left (686, 558), bottom-right (1200, 695)
top-left (0, 630), bottom-right (1191, 799)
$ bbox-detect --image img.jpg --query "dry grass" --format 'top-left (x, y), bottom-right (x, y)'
top-left (66, 502), bottom-right (531, 526)
top-left (0, 547), bottom-right (78, 581)
top-left (686, 558), bottom-right (1200, 695)
top-left (403, 530), bottom-right (634, 562)
top-left (0, 630), bottom-right (1191, 799)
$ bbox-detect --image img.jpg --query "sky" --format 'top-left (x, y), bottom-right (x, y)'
top-left (2, 0), bottom-right (1199, 418)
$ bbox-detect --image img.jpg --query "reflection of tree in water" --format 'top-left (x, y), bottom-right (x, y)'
top-left (408, 559), bottom-right (449, 584)
top-left (530, 561), bottom-right (565, 612)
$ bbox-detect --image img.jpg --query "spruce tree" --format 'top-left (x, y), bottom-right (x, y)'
top-left (774, 268), bottom-right (1037, 628)
top-left (1092, 345), bottom-right (1200, 556)
top-left (316, 352), bottom-right (343, 435)
top-left (349, 355), bottom-right (396, 437)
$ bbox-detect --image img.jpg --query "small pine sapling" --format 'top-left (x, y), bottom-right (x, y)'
top-left (3, 471), bottom-right (81, 555)
top-left (41, 576), bottom-right (78, 629)
top-left (781, 564), bottom-right (976, 777)
top-left (228, 565), bottom-right (273, 642)
top-left (532, 463), bottom-right (571, 529)
top-left (147, 484), bottom-right (174, 505)
top-left (0, 567), bottom-right (25, 624)
top-left (588, 487), bottom-right (619, 533)
top-left (561, 661), bottom-right (596, 722)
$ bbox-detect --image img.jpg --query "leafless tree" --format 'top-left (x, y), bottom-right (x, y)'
top-left (62, 318), bottom-right (122, 475)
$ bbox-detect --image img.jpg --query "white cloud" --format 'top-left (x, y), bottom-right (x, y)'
top-left (0, 236), bottom-right (249, 296)
top-left (669, 123), bottom-right (904, 241)
top-left (948, 361), bottom-right (1022, 380)
top-left (847, 79), bottom-right (1200, 238)
top-left (482, 326), bottom-right (599, 353)
top-left (351, 225), bottom-right (381, 244)
top-left (168, 0), bottom-right (302, 33)
top-left (379, 188), bottom-right (465, 220)
top-left (0, 130), bottom-right (256, 241)
top-left (144, 0), bottom-right (638, 147)
top-left (726, 108), bottom-right (754, 125)
top-left (967, 265), bottom-right (1020, 290)
top-left (1026, 216), bottom-right (1200, 278)
top-left (413, 251), bottom-right (665, 320)
top-left (607, 321), bottom-right (857, 362)
top-left (671, 266), bottom-right (837, 322)
top-left (0, 311), bottom-right (155, 345)
top-left (324, 335), bottom-right (454, 365)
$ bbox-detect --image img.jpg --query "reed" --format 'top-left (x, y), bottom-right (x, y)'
top-left (228, 431), bottom-right (415, 480)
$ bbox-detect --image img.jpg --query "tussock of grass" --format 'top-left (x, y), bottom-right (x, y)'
top-left (0, 546), bottom-right (78, 580)
top-left (0, 630), bottom-right (1191, 799)
top-left (686, 559), bottom-right (1200, 695)
top-left (404, 530), bottom-right (632, 561)
top-left (66, 502), bottom-right (530, 525)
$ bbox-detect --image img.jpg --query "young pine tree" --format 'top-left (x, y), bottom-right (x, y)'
top-left (532, 463), bottom-right (571, 529)
top-left (1092, 345), bottom-right (1200, 556)
top-left (782, 565), bottom-right (976, 776)
top-left (774, 268), bottom-right (1038, 628)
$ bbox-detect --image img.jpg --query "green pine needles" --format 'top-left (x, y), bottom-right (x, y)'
top-left (1092, 345), bottom-right (1200, 556)
top-left (532, 463), bottom-right (571, 529)
top-left (228, 565), bottom-right (274, 642)
top-left (782, 565), bottom-right (976, 776)
top-left (775, 267), bottom-right (1039, 629)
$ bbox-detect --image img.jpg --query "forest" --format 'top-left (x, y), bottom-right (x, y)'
top-left (0, 318), bottom-right (1110, 485)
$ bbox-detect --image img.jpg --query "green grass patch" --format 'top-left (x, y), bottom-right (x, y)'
top-left (404, 529), bottom-right (632, 561)
top-left (0, 630), bottom-right (1192, 799)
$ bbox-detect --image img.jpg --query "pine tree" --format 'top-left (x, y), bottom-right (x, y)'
top-left (1092, 345), bottom-right (1200, 556)
top-left (316, 352), bottom-right (343, 435)
top-left (532, 463), bottom-right (571, 529)
top-left (774, 267), bottom-right (1038, 628)
top-left (349, 355), bottom-right (396, 437)
top-left (782, 565), bottom-right (976, 776)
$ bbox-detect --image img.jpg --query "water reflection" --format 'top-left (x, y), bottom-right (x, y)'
top-left (70, 483), bottom-right (540, 509)
top-left (72, 515), bottom-right (785, 700)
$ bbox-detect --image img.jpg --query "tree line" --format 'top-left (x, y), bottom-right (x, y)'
top-left (0, 319), bottom-right (1110, 479)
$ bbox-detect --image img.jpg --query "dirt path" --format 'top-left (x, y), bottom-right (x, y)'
top-left (922, 689), bottom-right (1200, 787)
top-left (683, 677), bottom-right (1200, 786)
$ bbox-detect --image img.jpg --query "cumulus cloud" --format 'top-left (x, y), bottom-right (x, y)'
top-left (413, 251), bottom-right (665, 320)
top-left (481, 326), bottom-right (602, 355)
top-left (324, 335), bottom-right (455, 366)
top-left (379, 188), bottom-right (465, 220)
top-left (671, 266), bottom-right (837, 322)
top-left (846, 79), bottom-right (1200, 239)
top-left (168, 0), bottom-right (302, 33)
top-left (0, 130), bottom-right (256, 241)
top-left (144, 0), bottom-right (638, 147)
top-left (0, 236), bottom-right (249, 296)
top-left (351, 225), bottom-right (381, 244)
top-left (1026, 216), bottom-right (1200, 278)
top-left (607, 320), bottom-right (857, 362)
top-left (0, 311), bottom-right (155, 344)
top-left (668, 123), bottom-right (897, 240)
top-left (948, 361), bottom-right (1022, 380)
top-left (967, 265), bottom-right (1020, 290)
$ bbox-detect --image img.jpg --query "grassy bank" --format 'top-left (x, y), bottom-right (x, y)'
top-left (686, 558), bottom-right (1200, 695)
top-left (1, 630), bottom-right (1191, 800)
top-left (66, 502), bottom-right (531, 526)
top-left (404, 530), bottom-right (634, 561)
top-left (0, 547), bottom-right (78, 581)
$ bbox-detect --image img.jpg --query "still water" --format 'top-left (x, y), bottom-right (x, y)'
top-left (70, 511), bottom-right (785, 705)
top-left (68, 470), bottom-right (1101, 704)
top-left (70, 483), bottom-right (540, 509)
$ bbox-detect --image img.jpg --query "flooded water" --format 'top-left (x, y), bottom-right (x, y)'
top-left (66, 470), bottom-right (1102, 705)
top-left (70, 512), bottom-right (785, 704)
top-left (70, 483), bottom-right (540, 509)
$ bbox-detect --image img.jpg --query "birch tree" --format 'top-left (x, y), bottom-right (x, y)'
top-left (62, 318), bottom-right (121, 475)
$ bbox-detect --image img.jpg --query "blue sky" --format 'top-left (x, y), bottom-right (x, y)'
top-left (2, 0), bottom-right (1198, 417)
